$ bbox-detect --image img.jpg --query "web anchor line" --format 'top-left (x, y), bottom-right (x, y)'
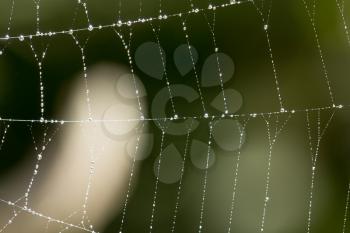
top-left (0, 104), bottom-right (345, 124)
top-left (0, 1), bottom-right (249, 42)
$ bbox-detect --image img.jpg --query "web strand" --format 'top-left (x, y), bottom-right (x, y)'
top-left (197, 122), bottom-right (214, 233)
top-left (342, 182), bottom-right (350, 233)
top-left (301, 0), bottom-right (336, 106)
top-left (305, 109), bottom-right (335, 233)
top-left (0, 104), bottom-right (344, 125)
top-left (170, 120), bottom-right (194, 233)
top-left (259, 113), bottom-right (291, 232)
top-left (227, 117), bottom-right (250, 233)
top-left (119, 123), bottom-right (146, 233)
top-left (148, 123), bottom-right (167, 232)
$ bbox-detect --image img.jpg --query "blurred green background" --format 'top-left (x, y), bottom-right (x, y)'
top-left (1, 0), bottom-right (350, 232)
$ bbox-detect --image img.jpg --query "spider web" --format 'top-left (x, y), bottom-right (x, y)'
top-left (0, 0), bottom-right (349, 233)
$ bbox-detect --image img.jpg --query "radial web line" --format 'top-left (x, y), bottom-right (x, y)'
top-left (150, 21), bottom-right (177, 117)
top-left (227, 116), bottom-right (250, 233)
top-left (170, 120), bottom-right (194, 233)
top-left (119, 123), bottom-right (146, 233)
top-left (259, 113), bottom-right (291, 232)
top-left (342, 182), bottom-right (350, 233)
top-left (301, 0), bottom-right (335, 105)
top-left (149, 121), bottom-right (167, 232)
top-left (198, 122), bottom-right (214, 233)
top-left (305, 109), bottom-right (335, 233)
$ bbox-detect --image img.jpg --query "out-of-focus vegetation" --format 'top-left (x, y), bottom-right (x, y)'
top-left (0, 1), bottom-right (350, 232)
